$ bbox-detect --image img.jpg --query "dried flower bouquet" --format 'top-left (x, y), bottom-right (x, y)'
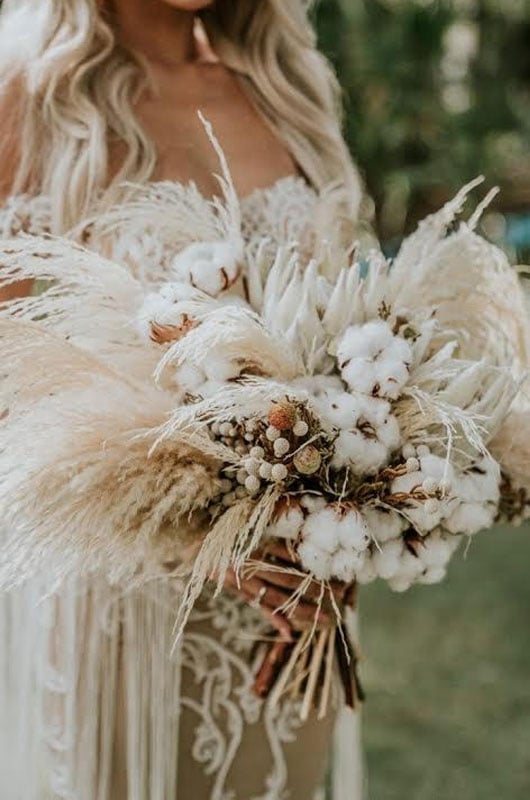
top-left (0, 163), bottom-right (529, 715)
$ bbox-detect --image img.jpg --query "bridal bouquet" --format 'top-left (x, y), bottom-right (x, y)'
top-left (0, 158), bottom-right (529, 717)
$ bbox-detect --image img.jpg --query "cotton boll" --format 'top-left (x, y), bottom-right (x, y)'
top-left (293, 374), bottom-right (344, 398)
top-left (356, 555), bottom-right (377, 585)
top-left (373, 354), bottom-right (410, 400)
top-left (444, 501), bottom-right (497, 536)
top-left (458, 457), bottom-right (501, 504)
top-left (332, 430), bottom-right (389, 474)
top-left (376, 413), bottom-right (401, 450)
top-left (298, 541), bottom-right (332, 581)
top-left (170, 241), bottom-right (241, 297)
top-left (202, 352), bottom-right (241, 382)
top-left (173, 362), bottom-right (206, 393)
top-left (316, 389), bottom-right (363, 430)
top-left (339, 359), bottom-right (378, 397)
top-left (372, 539), bottom-right (403, 579)
top-left (269, 506), bottom-right (305, 541)
top-left (136, 282), bottom-right (200, 340)
top-left (300, 494), bottom-right (328, 514)
top-left (363, 508), bottom-right (406, 544)
top-left (302, 508), bottom-right (341, 554)
top-left (337, 509), bottom-right (371, 552)
top-left (330, 548), bottom-right (364, 583)
top-left (397, 551), bottom-right (424, 582)
top-left (420, 454), bottom-right (455, 488)
top-left (405, 502), bottom-right (445, 534)
top-left (337, 320), bottom-right (394, 364)
top-left (418, 567), bottom-right (447, 585)
top-left (417, 532), bottom-right (453, 569)
top-left (388, 575), bottom-right (413, 593)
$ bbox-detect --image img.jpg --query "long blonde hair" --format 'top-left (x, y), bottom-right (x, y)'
top-left (0, 0), bottom-right (362, 232)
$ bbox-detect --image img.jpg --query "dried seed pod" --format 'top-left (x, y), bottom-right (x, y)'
top-left (245, 475), bottom-right (261, 495)
top-left (293, 420), bottom-right (309, 437)
top-left (271, 463), bottom-right (289, 482)
top-left (250, 446), bottom-right (265, 459)
top-left (266, 426), bottom-right (281, 442)
top-left (274, 438), bottom-right (290, 457)
top-left (293, 445), bottom-right (322, 476)
top-left (267, 401), bottom-right (298, 431)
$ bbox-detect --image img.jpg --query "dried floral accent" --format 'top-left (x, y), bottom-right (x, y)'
top-left (149, 315), bottom-right (197, 344)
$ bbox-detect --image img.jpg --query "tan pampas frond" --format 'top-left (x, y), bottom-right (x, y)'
top-left (0, 234), bottom-right (157, 380)
top-left (386, 182), bottom-right (530, 374)
top-left (0, 321), bottom-right (221, 590)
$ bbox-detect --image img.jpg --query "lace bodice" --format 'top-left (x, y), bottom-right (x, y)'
top-left (0, 176), bottom-right (319, 285)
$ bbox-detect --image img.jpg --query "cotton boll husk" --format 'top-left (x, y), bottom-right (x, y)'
top-left (298, 540), bottom-right (332, 581)
top-left (330, 548), bottom-right (363, 583)
top-left (372, 539), bottom-right (403, 579)
top-left (337, 509), bottom-right (371, 551)
top-left (302, 508), bottom-right (341, 553)
top-left (444, 501), bottom-right (497, 536)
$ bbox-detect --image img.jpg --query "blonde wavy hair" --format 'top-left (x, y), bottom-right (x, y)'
top-left (0, 0), bottom-right (362, 232)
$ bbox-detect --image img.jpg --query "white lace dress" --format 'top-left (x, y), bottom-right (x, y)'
top-left (0, 179), bottom-right (363, 800)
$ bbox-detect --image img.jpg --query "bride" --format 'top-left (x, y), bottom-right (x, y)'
top-left (0, 1), bottom-right (364, 799)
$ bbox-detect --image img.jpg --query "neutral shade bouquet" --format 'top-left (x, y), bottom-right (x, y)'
top-left (1, 136), bottom-right (529, 717)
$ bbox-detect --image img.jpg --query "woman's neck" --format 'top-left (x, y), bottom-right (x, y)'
top-left (111, 0), bottom-right (197, 67)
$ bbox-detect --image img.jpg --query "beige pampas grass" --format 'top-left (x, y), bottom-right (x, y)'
top-left (0, 320), bottom-right (221, 590)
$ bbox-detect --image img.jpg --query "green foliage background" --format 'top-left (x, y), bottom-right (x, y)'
top-left (315, 0), bottom-right (530, 255)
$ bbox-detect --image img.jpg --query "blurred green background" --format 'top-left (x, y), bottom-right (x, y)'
top-left (315, 0), bottom-right (530, 261)
top-left (314, 2), bottom-right (530, 798)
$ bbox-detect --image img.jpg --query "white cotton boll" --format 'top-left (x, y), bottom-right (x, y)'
top-left (457, 458), bottom-right (501, 505)
top-left (316, 389), bottom-right (363, 430)
top-left (302, 508), bottom-right (341, 554)
top-left (293, 374), bottom-right (344, 398)
top-left (418, 567), bottom-right (447, 585)
top-left (174, 363), bottom-right (206, 393)
top-left (136, 283), bottom-right (199, 340)
top-left (405, 503), bottom-right (445, 534)
top-left (377, 414), bottom-right (401, 450)
top-left (337, 509), bottom-right (371, 552)
top-left (337, 320), bottom-right (395, 364)
top-left (382, 336), bottom-right (413, 366)
top-left (397, 551), bottom-right (424, 582)
top-left (388, 575), bottom-right (413, 593)
top-left (330, 548), bottom-right (364, 583)
top-left (300, 494), bottom-right (328, 514)
top-left (340, 359), bottom-right (379, 396)
top-left (270, 506), bottom-right (305, 541)
top-left (356, 556), bottom-right (378, 585)
top-left (298, 541), bottom-right (333, 581)
top-left (444, 501), bottom-right (497, 536)
top-left (373, 354), bottom-right (410, 400)
top-left (170, 241), bottom-right (241, 297)
top-left (363, 508), bottom-right (406, 544)
top-left (402, 443), bottom-right (416, 460)
top-left (202, 352), bottom-right (241, 382)
top-left (197, 379), bottom-right (225, 398)
top-left (417, 532), bottom-right (452, 569)
top-left (372, 539), bottom-right (403, 579)
top-left (361, 396), bottom-right (393, 428)
top-left (419, 454), bottom-right (454, 486)
top-left (332, 430), bottom-right (390, 474)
